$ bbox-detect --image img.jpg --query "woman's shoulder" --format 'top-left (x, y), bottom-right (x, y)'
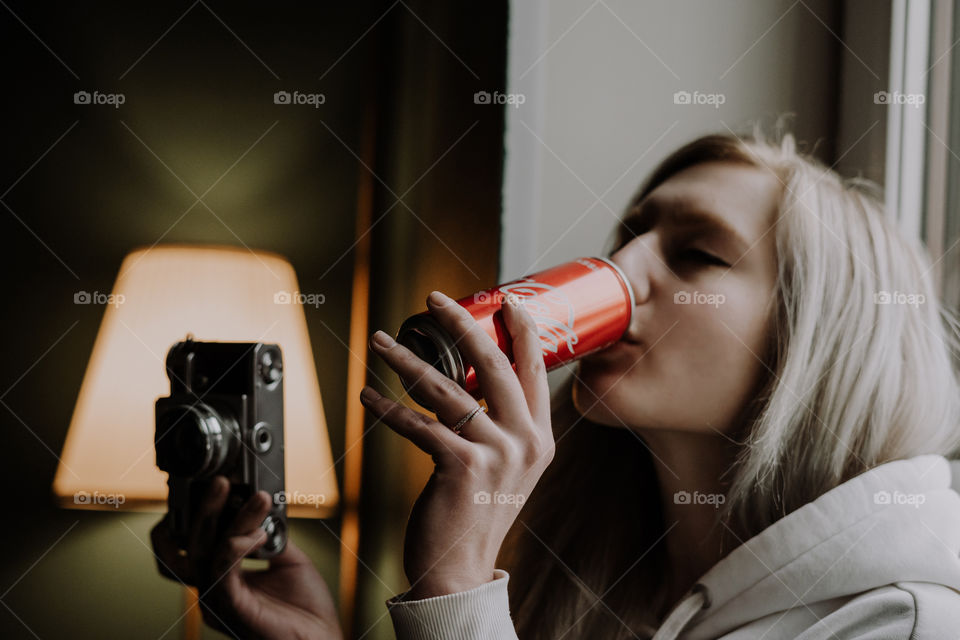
top-left (949, 457), bottom-right (960, 493)
top-left (791, 582), bottom-right (960, 640)
top-left (893, 581), bottom-right (960, 639)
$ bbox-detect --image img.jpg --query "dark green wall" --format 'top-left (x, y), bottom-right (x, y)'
top-left (0, 2), bottom-right (378, 638)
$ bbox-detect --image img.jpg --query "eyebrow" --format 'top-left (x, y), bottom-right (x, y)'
top-left (620, 197), bottom-right (749, 254)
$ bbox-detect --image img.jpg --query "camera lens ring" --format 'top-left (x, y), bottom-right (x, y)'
top-left (156, 403), bottom-right (239, 478)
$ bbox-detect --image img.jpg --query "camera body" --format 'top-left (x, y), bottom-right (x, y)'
top-left (155, 337), bottom-right (286, 558)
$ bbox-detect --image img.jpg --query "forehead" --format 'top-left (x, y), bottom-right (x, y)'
top-left (638, 161), bottom-right (782, 237)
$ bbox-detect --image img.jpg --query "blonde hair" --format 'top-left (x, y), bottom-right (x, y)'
top-left (499, 123), bottom-right (960, 638)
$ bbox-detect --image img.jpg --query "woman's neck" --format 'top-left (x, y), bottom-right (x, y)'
top-left (638, 428), bottom-right (739, 607)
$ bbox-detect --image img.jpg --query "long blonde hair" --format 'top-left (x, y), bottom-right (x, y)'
top-left (499, 124), bottom-right (960, 638)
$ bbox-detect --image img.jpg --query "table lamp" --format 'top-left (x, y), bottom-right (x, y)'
top-left (52, 244), bottom-right (340, 636)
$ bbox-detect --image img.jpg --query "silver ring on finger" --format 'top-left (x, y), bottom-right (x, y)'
top-left (448, 404), bottom-right (487, 435)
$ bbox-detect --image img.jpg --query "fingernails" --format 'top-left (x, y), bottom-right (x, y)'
top-left (371, 330), bottom-right (395, 348)
top-left (360, 386), bottom-right (381, 403)
top-left (505, 295), bottom-right (527, 316)
top-left (427, 290), bottom-right (450, 307)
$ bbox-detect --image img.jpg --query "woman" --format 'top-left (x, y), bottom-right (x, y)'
top-left (151, 127), bottom-right (960, 639)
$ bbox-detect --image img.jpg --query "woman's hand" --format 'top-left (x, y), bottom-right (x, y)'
top-left (150, 476), bottom-right (343, 640)
top-left (361, 291), bottom-right (554, 599)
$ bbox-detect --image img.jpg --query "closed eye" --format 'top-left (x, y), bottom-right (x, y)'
top-left (682, 248), bottom-right (729, 267)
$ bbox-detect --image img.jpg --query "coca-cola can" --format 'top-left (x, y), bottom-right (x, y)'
top-left (394, 256), bottom-right (635, 410)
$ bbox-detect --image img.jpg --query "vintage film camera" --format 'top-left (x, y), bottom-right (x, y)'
top-left (155, 336), bottom-right (286, 558)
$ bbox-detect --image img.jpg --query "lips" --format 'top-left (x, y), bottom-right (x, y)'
top-left (592, 338), bottom-right (639, 355)
top-left (621, 321), bottom-right (644, 344)
top-left (608, 335), bottom-right (647, 357)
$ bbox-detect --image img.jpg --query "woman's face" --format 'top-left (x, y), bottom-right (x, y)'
top-left (573, 161), bottom-right (782, 435)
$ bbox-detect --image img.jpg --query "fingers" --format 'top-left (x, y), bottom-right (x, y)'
top-left (367, 331), bottom-right (498, 440)
top-left (205, 491), bottom-right (271, 591)
top-left (211, 528), bottom-right (268, 585)
top-left (187, 476), bottom-right (229, 564)
top-left (422, 290), bottom-right (528, 421)
top-left (223, 490), bottom-right (273, 538)
top-left (268, 536), bottom-right (312, 568)
top-left (502, 298), bottom-right (550, 427)
top-left (359, 386), bottom-right (475, 462)
top-left (150, 514), bottom-right (196, 586)
top-left (202, 525), bottom-right (267, 634)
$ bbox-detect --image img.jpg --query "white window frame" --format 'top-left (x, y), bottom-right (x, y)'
top-left (885, 0), bottom-right (932, 240)
top-left (923, 0), bottom-right (957, 302)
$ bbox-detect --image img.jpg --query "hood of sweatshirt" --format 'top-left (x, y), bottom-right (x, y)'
top-left (652, 454), bottom-right (960, 640)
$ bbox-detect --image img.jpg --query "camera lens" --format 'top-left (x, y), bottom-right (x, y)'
top-left (156, 403), bottom-right (239, 478)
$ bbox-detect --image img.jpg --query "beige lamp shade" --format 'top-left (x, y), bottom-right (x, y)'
top-left (53, 244), bottom-right (339, 518)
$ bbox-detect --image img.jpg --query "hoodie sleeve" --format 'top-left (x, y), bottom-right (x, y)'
top-left (386, 569), bottom-right (520, 640)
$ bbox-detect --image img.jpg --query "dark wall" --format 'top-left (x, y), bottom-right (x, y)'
top-left (357, 2), bottom-right (509, 637)
top-left (0, 2), bottom-right (506, 639)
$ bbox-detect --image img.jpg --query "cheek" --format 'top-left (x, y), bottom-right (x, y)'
top-left (677, 291), bottom-right (771, 398)
top-left (573, 282), bottom-right (774, 430)
top-left (650, 289), bottom-right (771, 419)
top-left (715, 286), bottom-right (774, 365)
top-left (675, 280), bottom-right (771, 353)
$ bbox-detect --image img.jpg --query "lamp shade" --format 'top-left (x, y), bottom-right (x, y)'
top-left (53, 244), bottom-right (339, 518)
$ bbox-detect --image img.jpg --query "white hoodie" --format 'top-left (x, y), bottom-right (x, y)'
top-left (386, 454), bottom-right (960, 639)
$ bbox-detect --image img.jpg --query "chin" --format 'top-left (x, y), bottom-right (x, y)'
top-left (571, 372), bottom-right (622, 427)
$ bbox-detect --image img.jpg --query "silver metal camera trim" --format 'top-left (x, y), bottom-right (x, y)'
top-left (250, 421), bottom-right (274, 453)
top-left (260, 514), bottom-right (286, 553)
top-left (257, 347), bottom-right (284, 389)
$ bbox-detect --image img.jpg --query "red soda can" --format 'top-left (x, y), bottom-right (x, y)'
top-left (394, 257), bottom-right (635, 410)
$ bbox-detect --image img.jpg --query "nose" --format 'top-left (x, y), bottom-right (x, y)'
top-left (608, 238), bottom-right (652, 307)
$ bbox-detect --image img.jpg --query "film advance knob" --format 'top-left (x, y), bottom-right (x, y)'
top-left (258, 349), bottom-right (283, 385)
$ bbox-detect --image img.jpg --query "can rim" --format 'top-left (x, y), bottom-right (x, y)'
top-left (591, 255), bottom-right (636, 319)
top-left (395, 314), bottom-right (465, 411)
